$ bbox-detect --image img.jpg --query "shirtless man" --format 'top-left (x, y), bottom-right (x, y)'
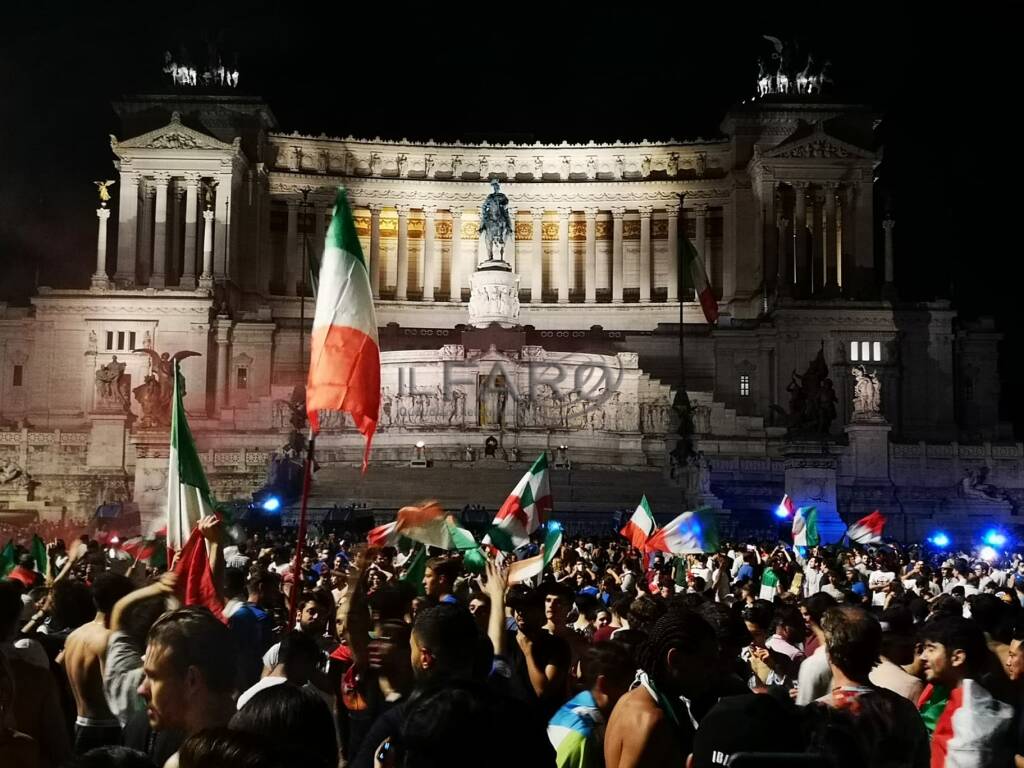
top-left (58, 571), bottom-right (134, 753)
top-left (604, 610), bottom-right (719, 768)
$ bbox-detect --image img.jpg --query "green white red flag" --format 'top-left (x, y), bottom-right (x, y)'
top-left (680, 211), bottom-right (718, 324)
top-left (645, 508), bottom-right (719, 554)
top-left (847, 510), bottom-right (886, 544)
top-left (483, 453), bottom-right (552, 552)
top-left (792, 506), bottom-right (820, 547)
top-left (620, 495), bottom-right (657, 550)
top-left (167, 361), bottom-right (215, 556)
top-left (507, 524), bottom-right (564, 585)
top-left (306, 188), bottom-right (380, 472)
top-left (367, 502), bottom-right (478, 552)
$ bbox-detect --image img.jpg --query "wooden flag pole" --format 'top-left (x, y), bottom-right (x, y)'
top-left (288, 434), bottom-right (317, 626)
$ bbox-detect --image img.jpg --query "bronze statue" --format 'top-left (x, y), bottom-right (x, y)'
top-left (94, 180), bottom-right (117, 206)
top-left (478, 180), bottom-right (513, 262)
top-left (131, 348), bottom-right (201, 427)
top-left (771, 345), bottom-right (836, 435)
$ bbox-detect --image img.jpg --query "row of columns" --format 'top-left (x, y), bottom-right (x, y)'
top-left (281, 203), bottom-right (695, 303)
top-left (106, 171), bottom-right (222, 290)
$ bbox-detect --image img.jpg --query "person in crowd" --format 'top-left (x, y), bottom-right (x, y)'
top-left (422, 557), bottom-right (460, 604)
top-left (222, 567), bottom-right (271, 692)
top-left (796, 591), bottom-right (839, 704)
top-left (231, 683), bottom-right (338, 768)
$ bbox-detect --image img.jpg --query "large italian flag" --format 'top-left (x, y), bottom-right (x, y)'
top-left (367, 501), bottom-right (478, 552)
top-left (792, 506), bottom-right (819, 547)
top-left (847, 510), bottom-right (886, 544)
top-left (645, 508), bottom-right (719, 555)
top-left (166, 361), bottom-right (215, 556)
top-left (681, 233), bottom-right (719, 325)
top-left (306, 188), bottom-right (380, 471)
top-left (483, 453), bottom-right (552, 551)
top-left (620, 495), bottom-right (657, 550)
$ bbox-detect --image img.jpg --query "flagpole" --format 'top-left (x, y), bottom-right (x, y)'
top-left (287, 433), bottom-right (316, 627)
top-left (677, 194), bottom-right (692, 464)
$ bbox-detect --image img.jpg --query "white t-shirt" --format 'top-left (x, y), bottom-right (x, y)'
top-left (868, 570), bottom-right (896, 607)
top-left (236, 675), bottom-right (289, 709)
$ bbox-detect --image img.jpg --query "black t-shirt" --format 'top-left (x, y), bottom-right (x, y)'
top-left (503, 629), bottom-right (571, 721)
top-left (122, 710), bottom-right (184, 768)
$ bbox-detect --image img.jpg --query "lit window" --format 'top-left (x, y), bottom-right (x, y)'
top-left (861, 341), bottom-right (870, 362)
top-left (237, 368), bottom-right (248, 390)
top-left (851, 341), bottom-right (883, 363)
top-left (129, 331), bottom-right (136, 350)
top-left (12, 365), bottom-right (23, 387)
top-left (872, 341), bottom-right (881, 362)
top-left (117, 331), bottom-right (125, 351)
top-left (850, 341), bottom-right (859, 362)
top-left (106, 331), bottom-right (114, 350)
top-left (739, 374), bottom-right (750, 397)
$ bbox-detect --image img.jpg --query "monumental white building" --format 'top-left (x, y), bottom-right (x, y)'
top-left (0, 82), bottom-right (1016, 540)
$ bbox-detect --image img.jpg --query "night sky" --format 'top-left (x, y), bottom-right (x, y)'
top-left (0, 4), bottom-right (1015, 428)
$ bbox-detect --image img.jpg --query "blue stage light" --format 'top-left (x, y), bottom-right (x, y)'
top-left (261, 496), bottom-right (281, 512)
top-left (983, 530), bottom-right (1007, 548)
top-left (928, 531), bottom-right (950, 549)
top-left (774, 504), bottom-right (791, 519)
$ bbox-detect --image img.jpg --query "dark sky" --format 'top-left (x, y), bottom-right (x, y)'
top-left (0, 4), bottom-right (1016, 424)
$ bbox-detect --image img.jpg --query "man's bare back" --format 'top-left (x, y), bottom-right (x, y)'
top-left (61, 620), bottom-right (115, 720)
top-left (604, 685), bottom-right (684, 768)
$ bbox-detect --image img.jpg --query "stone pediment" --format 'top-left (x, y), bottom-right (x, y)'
top-left (112, 112), bottom-right (239, 153)
top-left (761, 124), bottom-right (875, 162)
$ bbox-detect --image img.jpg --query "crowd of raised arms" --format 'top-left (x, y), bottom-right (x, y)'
top-left (5, 515), bottom-right (1024, 768)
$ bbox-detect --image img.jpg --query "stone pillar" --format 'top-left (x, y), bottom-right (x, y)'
top-left (214, 319), bottom-right (230, 414)
top-left (811, 189), bottom-right (824, 291)
top-left (138, 183), bottom-right (154, 285)
top-left (777, 217), bottom-right (791, 297)
top-left (169, 185), bottom-right (183, 286)
top-left (557, 207), bottom-right (570, 303)
top-left (314, 202), bottom-right (327, 278)
top-left (213, 176), bottom-right (231, 281)
top-left (638, 205), bottom-right (652, 302)
top-left (450, 207), bottom-right (464, 302)
top-left (666, 204), bottom-right (679, 302)
top-left (199, 210), bottom-right (215, 290)
top-left (91, 207), bottom-right (112, 289)
top-left (855, 178), bottom-right (875, 296)
top-left (883, 215), bottom-right (895, 298)
top-left (114, 171), bottom-right (139, 285)
top-left (793, 183), bottom-right (809, 296)
top-left (369, 204), bottom-right (382, 298)
top-left (149, 175), bottom-right (169, 288)
top-left (584, 207), bottom-right (597, 303)
top-left (395, 204), bottom-right (410, 300)
top-left (823, 182), bottom-right (838, 293)
top-left (530, 210), bottom-right (543, 302)
top-left (506, 207), bottom-right (517, 273)
top-left (762, 181), bottom-right (777, 296)
top-left (841, 186), bottom-right (856, 295)
top-left (695, 204), bottom-right (709, 284)
top-left (423, 208), bottom-right (436, 301)
top-left (180, 175), bottom-right (199, 289)
top-left (285, 198), bottom-right (299, 296)
top-left (611, 207), bottom-right (625, 302)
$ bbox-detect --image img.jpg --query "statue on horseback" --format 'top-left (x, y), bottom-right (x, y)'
top-left (478, 180), bottom-right (514, 263)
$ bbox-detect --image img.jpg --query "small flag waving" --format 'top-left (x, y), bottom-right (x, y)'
top-left (508, 525), bottom-right (565, 585)
top-left (30, 535), bottom-right (49, 581)
top-left (776, 494), bottom-right (796, 519)
top-left (792, 506), bottom-right (819, 547)
top-left (167, 361), bottom-right (215, 557)
top-left (847, 510), bottom-right (886, 544)
top-left (645, 508), bottom-right (720, 555)
top-left (621, 495), bottom-right (657, 550)
top-left (483, 454), bottom-right (552, 552)
top-left (680, 220), bottom-right (718, 324)
top-left (306, 189), bottom-right (380, 472)
top-left (0, 540), bottom-right (15, 577)
top-left (367, 502), bottom-right (481, 553)
top-left (172, 527), bottom-right (224, 622)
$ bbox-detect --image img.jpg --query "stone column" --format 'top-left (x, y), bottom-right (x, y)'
top-left (557, 208), bottom-right (571, 303)
top-left (777, 217), bottom-right (791, 297)
top-left (395, 204), bottom-right (410, 300)
top-left (793, 183), bottom-right (809, 296)
top-left (450, 207), bottom-right (464, 302)
top-left (530, 209), bottom-right (543, 302)
top-left (584, 207), bottom-right (597, 303)
top-left (855, 178), bottom-right (875, 296)
top-left (506, 206), bottom-right (517, 273)
top-left (138, 183), bottom-right (154, 285)
top-left (91, 207), bottom-right (112, 289)
top-left (823, 182), bottom-right (838, 293)
top-left (695, 204), bottom-right (708, 285)
top-left (213, 176), bottom-right (231, 281)
top-left (199, 209), bottom-right (215, 290)
top-left (666, 204), bottom-right (679, 301)
top-left (883, 216), bottom-right (895, 297)
top-left (169, 185), bottom-right (183, 286)
top-left (369, 204), bottom-right (382, 298)
top-left (638, 206), bottom-right (653, 302)
top-left (611, 207), bottom-right (625, 302)
top-left (285, 198), bottom-right (299, 296)
top-left (314, 202), bottom-right (327, 274)
top-left (180, 174), bottom-right (199, 289)
top-left (762, 181), bottom-right (777, 297)
top-left (423, 208), bottom-right (436, 301)
top-left (214, 320), bottom-right (230, 414)
top-left (811, 189), bottom-right (824, 291)
top-left (150, 175), bottom-right (169, 288)
top-left (114, 171), bottom-right (139, 284)
top-left (841, 186), bottom-right (856, 295)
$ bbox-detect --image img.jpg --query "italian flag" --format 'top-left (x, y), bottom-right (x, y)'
top-left (846, 510), bottom-right (886, 544)
top-left (776, 494), bottom-right (795, 519)
top-left (759, 566), bottom-right (779, 601)
top-left (166, 361), bottom-right (215, 557)
top-left (620, 495), bottom-right (657, 550)
top-left (367, 502), bottom-right (479, 552)
top-left (306, 188), bottom-right (380, 472)
top-left (508, 524), bottom-right (564, 585)
top-left (645, 508), bottom-right (719, 555)
top-left (681, 231), bottom-right (718, 324)
top-left (792, 506), bottom-right (819, 547)
top-left (483, 453), bottom-right (552, 551)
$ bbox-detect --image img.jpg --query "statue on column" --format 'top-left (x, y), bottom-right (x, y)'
top-left (94, 180), bottom-right (117, 207)
top-left (478, 180), bottom-right (513, 262)
top-left (851, 365), bottom-right (882, 419)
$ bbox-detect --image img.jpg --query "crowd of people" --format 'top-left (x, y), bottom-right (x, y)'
top-left (3, 514), bottom-right (1024, 767)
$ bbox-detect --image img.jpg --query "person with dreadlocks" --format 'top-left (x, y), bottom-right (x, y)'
top-left (603, 608), bottom-right (718, 768)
